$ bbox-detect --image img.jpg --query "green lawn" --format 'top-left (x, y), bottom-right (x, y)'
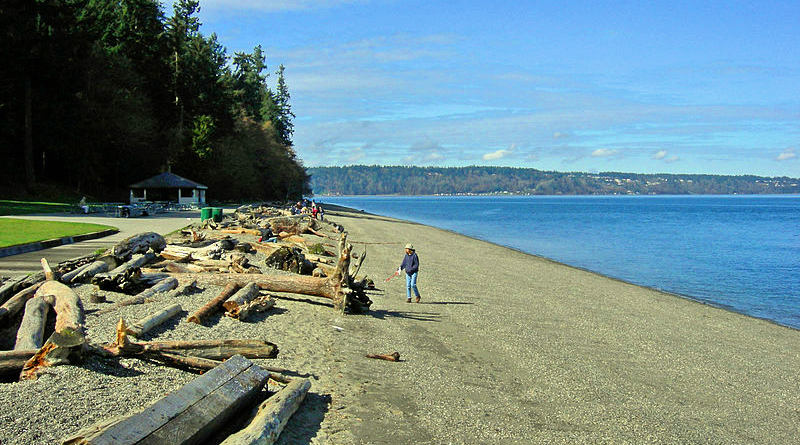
top-left (0, 200), bottom-right (74, 216)
top-left (0, 218), bottom-right (117, 248)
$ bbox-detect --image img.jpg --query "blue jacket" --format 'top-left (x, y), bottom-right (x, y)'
top-left (400, 252), bottom-right (419, 275)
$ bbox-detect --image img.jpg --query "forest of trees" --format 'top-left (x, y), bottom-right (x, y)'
top-left (309, 166), bottom-right (800, 196)
top-left (0, 0), bottom-right (310, 202)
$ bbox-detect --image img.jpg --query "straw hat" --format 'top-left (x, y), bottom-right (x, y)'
top-left (404, 243), bottom-right (414, 250)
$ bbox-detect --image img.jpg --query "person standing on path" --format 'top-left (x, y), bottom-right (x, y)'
top-left (398, 243), bottom-right (421, 303)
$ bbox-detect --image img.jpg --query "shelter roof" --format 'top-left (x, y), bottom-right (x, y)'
top-left (129, 172), bottom-right (208, 189)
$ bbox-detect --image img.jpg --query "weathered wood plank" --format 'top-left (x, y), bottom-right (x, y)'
top-left (63, 355), bottom-right (268, 445)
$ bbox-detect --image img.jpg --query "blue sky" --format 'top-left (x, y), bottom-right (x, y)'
top-left (187, 0), bottom-right (798, 176)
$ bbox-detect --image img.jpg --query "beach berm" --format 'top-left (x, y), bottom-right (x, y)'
top-left (0, 205), bottom-right (798, 444)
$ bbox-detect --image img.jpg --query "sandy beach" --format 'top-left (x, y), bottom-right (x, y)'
top-left (1, 205), bottom-right (799, 444)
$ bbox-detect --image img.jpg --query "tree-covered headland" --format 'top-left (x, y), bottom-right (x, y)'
top-left (0, 0), bottom-right (310, 202)
top-left (309, 166), bottom-right (800, 196)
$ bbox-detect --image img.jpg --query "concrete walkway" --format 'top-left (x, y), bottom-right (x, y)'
top-left (0, 210), bottom-right (201, 278)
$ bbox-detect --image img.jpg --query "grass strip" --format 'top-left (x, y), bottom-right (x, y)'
top-left (0, 218), bottom-right (117, 248)
top-left (0, 200), bottom-right (74, 216)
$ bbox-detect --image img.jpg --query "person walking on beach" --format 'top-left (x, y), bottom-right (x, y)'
top-left (398, 243), bottom-right (421, 303)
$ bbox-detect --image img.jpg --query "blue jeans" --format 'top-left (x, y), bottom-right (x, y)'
top-left (406, 272), bottom-right (420, 299)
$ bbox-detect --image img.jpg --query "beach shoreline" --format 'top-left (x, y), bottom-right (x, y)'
top-left (1, 205), bottom-right (798, 444)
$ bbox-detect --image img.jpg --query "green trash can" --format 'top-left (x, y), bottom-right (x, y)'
top-left (200, 207), bottom-right (213, 221)
top-left (212, 207), bottom-right (223, 223)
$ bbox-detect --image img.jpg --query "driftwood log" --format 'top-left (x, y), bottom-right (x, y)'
top-left (0, 349), bottom-right (39, 377)
top-left (36, 280), bottom-right (85, 336)
top-left (63, 355), bottom-right (270, 445)
top-left (0, 282), bottom-right (44, 326)
top-left (67, 260), bottom-right (111, 284)
top-left (222, 283), bottom-right (260, 314)
top-left (186, 282), bottom-right (240, 324)
top-left (95, 277), bottom-right (179, 315)
top-left (220, 378), bottom-right (312, 445)
top-left (14, 296), bottom-right (50, 350)
top-left (110, 231), bottom-right (166, 262)
top-left (366, 352), bottom-right (401, 362)
top-left (92, 252), bottom-right (157, 292)
top-left (225, 295), bottom-right (275, 321)
top-left (101, 320), bottom-right (278, 361)
top-left (126, 303), bottom-right (182, 337)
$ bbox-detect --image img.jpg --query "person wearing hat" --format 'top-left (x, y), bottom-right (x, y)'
top-left (398, 243), bottom-right (421, 303)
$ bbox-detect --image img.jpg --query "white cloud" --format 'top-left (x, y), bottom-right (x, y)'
top-left (591, 148), bottom-right (618, 157)
top-left (652, 150), bottom-right (668, 160)
top-left (553, 132), bottom-right (569, 139)
top-left (776, 149), bottom-right (796, 161)
top-left (665, 155), bottom-right (680, 163)
top-left (482, 149), bottom-right (511, 161)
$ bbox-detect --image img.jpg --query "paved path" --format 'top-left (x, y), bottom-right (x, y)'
top-left (0, 211), bottom-right (201, 278)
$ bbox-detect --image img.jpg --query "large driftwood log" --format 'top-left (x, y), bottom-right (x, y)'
top-left (111, 232), bottom-right (166, 262)
top-left (92, 252), bottom-right (157, 292)
top-left (95, 277), bottom-right (179, 315)
top-left (36, 281), bottom-right (85, 336)
top-left (220, 378), bottom-right (312, 445)
top-left (0, 282), bottom-right (44, 326)
top-left (186, 282), bottom-right (240, 324)
top-left (63, 355), bottom-right (270, 445)
top-left (14, 296), bottom-right (50, 350)
top-left (222, 283), bottom-right (260, 313)
top-left (126, 303), bottom-right (182, 337)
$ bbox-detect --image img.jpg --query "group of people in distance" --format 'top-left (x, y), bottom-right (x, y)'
top-left (290, 198), bottom-right (324, 220)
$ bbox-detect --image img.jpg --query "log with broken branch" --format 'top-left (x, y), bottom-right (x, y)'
top-left (225, 294), bottom-right (275, 321)
top-left (0, 282), bottom-right (44, 327)
top-left (101, 318), bottom-right (279, 361)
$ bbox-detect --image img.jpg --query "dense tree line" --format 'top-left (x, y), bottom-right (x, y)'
top-left (0, 0), bottom-right (310, 202)
top-left (308, 166), bottom-right (800, 196)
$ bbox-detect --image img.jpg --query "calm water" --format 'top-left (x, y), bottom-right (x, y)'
top-left (321, 195), bottom-right (800, 330)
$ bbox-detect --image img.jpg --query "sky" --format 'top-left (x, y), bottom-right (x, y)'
top-left (183, 0), bottom-right (798, 176)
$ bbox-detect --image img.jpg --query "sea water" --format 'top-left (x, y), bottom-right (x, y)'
top-left (320, 195), bottom-right (800, 330)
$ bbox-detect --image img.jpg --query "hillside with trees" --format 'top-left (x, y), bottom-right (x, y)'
top-left (0, 0), bottom-right (310, 202)
top-left (308, 166), bottom-right (800, 196)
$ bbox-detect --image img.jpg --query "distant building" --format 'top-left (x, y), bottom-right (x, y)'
top-left (129, 172), bottom-right (207, 205)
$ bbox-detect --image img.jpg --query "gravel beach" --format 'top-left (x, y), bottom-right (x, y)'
top-left (2, 205), bottom-right (799, 444)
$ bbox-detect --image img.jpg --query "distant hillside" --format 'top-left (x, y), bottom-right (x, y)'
top-left (308, 166), bottom-right (800, 196)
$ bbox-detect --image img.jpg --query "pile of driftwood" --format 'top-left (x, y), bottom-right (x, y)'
top-left (0, 206), bottom-right (381, 443)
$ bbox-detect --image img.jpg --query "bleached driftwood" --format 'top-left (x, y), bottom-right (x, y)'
top-left (220, 378), bottom-right (312, 445)
top-left (14, 296), bottom-right (50, 350)
top-left (126, 303), bottom-right (182, 337)
top-left (36, 281), bottom-right (85, 336)
top-left (0, 282), bottom-right (44, 326)
top-left (225, 295), bottom-right (275, 321)
top-left (92, 252), bottom-right (157, 291)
